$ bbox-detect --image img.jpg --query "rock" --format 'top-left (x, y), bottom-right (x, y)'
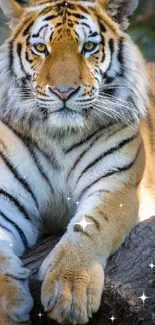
top-left (22, 216), bottom-right (155, 325)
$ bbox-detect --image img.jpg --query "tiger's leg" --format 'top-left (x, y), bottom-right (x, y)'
top-left (0, 208), bottom-right (39, 323)
top-left (0, 245), bottom-right (32, 324)
top-left (40, 129), bottom-right (144, 324)
top-left (40, 185), bottom-right (139, 324)
top-left (0, 121), bottom-right (45, 322)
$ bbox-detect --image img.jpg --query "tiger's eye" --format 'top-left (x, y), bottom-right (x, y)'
top-left (84, 42), bottom-right (96, 52)
top-left (34, 43), bottom-right (47, 53)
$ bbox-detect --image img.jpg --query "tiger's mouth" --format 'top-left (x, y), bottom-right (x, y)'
top-left (60, 105), bottom-right (83, 114)
top-left (36, 96), bottom-right (95, 114)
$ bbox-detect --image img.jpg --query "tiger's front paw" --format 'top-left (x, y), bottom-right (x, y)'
top-left (0, 250), bottom-right (33, 324)
top-left (40, 246), bottom-right (104, 324)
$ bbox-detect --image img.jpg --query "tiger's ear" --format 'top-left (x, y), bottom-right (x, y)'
top-left (0, 0), bottom-right (26, 29)
top-left (99, 0), bottom-right (139, 30)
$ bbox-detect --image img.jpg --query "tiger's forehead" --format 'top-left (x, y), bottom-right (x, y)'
top-left (27, 0), bottom-right (97, 13)
top-left (29, 2), bottom-right (100, 45)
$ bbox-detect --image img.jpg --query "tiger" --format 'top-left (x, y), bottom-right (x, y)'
top-left (0, 0), bottom-right (154, 324)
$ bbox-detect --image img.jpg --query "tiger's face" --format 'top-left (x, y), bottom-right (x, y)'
top-left (28, 5), bottom-right (108, 113)
top-left (1, 0), bottom-right (147, 132)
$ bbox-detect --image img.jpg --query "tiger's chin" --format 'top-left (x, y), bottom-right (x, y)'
top-left (36, 104), bottom-right (104, 135)
top-left (46, 109), bottom-right (91, 132)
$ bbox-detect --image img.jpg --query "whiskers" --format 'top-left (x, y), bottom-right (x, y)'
top-left (92, 89), bottom-right (139, 126)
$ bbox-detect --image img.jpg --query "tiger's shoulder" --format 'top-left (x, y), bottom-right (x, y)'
top-left (138, 62), bottom-right (155, 220)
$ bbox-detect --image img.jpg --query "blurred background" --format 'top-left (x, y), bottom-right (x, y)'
top-left (0, 0), bottom-right (155, 61)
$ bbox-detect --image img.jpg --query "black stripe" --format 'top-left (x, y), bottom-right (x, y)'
top-left (77, 133), bottom-right (138, 183)
top-left (0, 223), bottom-right (12, 235)
top-left (99, 22), bottom-right (107, 33)
top-left (25, 51), bottom-right (33, 64)
top-left (92, 49), bottom-right (100, 56)
top-left (0, 123), bottom-right (55, 191)
top-left (40, 5), bottom-right (53, 16)
top-left (68, 130), bottom-right (106, 179)
top-left (94, 76), bottom-right (100, 84)
top-left (98, 67), bottom-right (104, 77)
top-left (74, 31), bottom-right (80, 40)
top-left (56, 1), bottom-right (75, 10)
top-left (86, 215), bottom-right (100, 230)
top-left (89, 31), bottom-right (99, 38)
top-left (9, 41), bottom-right (14, 75)
top-left (101, 36), bottom-right (105, 62)
top-left (28, 147), bottom-right (55, 194)
top-left (0, 210), bottom-right (28, 249)
top-left (76, 4), bottom-right (90, 14)
top-left (104, 39), bottom-right (114, 81)
top-left (0, 189), bottom-right (30, 220)
top-left (23, 21), bottom-right (34, 36)
top-left (76, 97), bottom-right (96, 102)
top-left (73, 224), bottom-right (91, 238)
top-left (37, 97), bottom-right (53, 103)
top-left (68, 125), bottom-right (125, 179)
top-left (17, 43), bottom-right (26, 75)
top-left (34, 145), bottom-right (59, 170)
top-left (78, 144), bottom-right (142, 201)
top-left (118, 37), bottom-right (124, 76)
top-left (118, 38), bottom-right (124, 65)
top-left (80, 22), bottom-right (91, 30)
top-left (109, 38), bottom-right (114, 54)
top-left (50, 31), bottom-right (54, 42)
top-left (8, 129), bottom-right (54, 192)
top-left (65, 125), bottom-right (109, 154)
top-left (0, 149), bottom-right (39, 209)
top-left (105, 76), bottom-right (115, 85)
top-left (2, 120), bottom-right (59, 170)
top-left (32, 24), bottom-right (49, 38)
top-left (55, 22), bottom-right (62, 27)
top-left (68, 22), bottom-right (73, 27)
top-left (67, 12), bottom-right (86, 20)
top-left (56, 28), bottom-right (62, 35)
top-left (20, 77), bottom-right (32, 99)
top-left (38, 106), bottom-right (49, 120)
top-left (15, 133), bottom-right (55, 192)
top-left (103, 87), bottom-right (115, 97)
top-left (43, 15), bottom-right (58, 21)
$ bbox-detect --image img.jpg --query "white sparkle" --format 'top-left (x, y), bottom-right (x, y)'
top-left (109, 316), bottom-right (116, 322)
top-left (64, 1), bottom-right (68, 6)
top-left (148, 262), bottom-right (155, 269)
top-left (138, 292), bottom-right (149, 304)
top-left (75, 216), bottom-right (92, 231)
top-left (38, 312), bottom-right (43, 318)
top-left (76, 201), bottom-right (79, 205)
top-left (119, 203), bottom-right (124, 208)
top-left (67, 197), bottom-right (71, 201)
top-left (9, 243), bottom-right (13, 247)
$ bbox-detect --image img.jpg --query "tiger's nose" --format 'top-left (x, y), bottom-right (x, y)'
top-left (49, 87), bottom-right (77, 100)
